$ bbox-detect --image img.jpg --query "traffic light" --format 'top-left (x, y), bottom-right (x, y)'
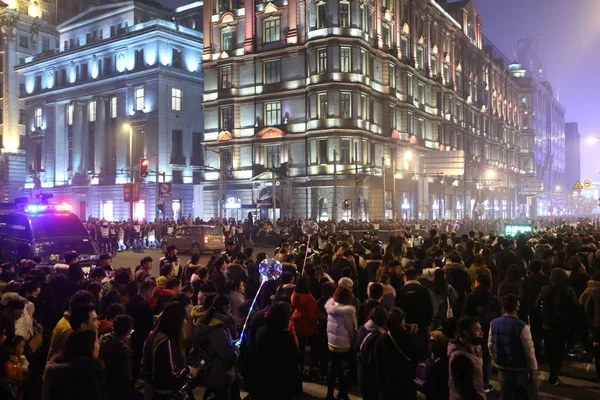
top-left (343, 198), bottom-right (351, 211)
top-left (140, 158), bottom-right (150, 178)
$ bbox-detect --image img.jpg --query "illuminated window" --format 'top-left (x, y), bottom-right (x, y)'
top-left (318, 48), bottom-right (327, 74)
top-left (102, 201), bottom-right (114, 221)
top-left (417, 118), bottom-right (424, 139)
top-left (382, 25), bottom-right (390, 47)
top-left (264, 101), bottom-right (281, 125)
top-left (110, 97), bottom-right (117, 118)
top-left (340, 47), bottom-right (351, 73)
top-left (264, 18), bottom-right (280, 43)
top-left (134, 200), bottom-right (145, 221)
top-left (67, 104), bottom-right (74, 125)
top-left (171, 88), bottom-right (182, 111)
top-left (88, 101), bottom-right (96, 122)
top-left (134, 87), bottom-right (144, 111)
top-left (220, 65), bottom-right (232, 89)
top-left (432, 56), bottom-right (438, 76)
top-left (35, 107), bottom-right (42, 128)
top-left (222, 29), bottom-right (235, 51)
top-left (407, 111), bottom-right (413, 134)
top-left (340, 2), bottom-right (350, 27)
top-left (219, 106), bottom-right (233, 131)
top-left (340, 92), bottom-right (351, 119)
top-left (407, 74), bottom-right (413, 97)
top-left (417, 47), bottom-right (424, 70)
top-left (318, 93), bottom-right (328, 119)
top-left (401, 36), bottom-right (409, 59)
top-left (264, 59), bottom-right (281, 84)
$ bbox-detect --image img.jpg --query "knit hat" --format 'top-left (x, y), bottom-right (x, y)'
top-left (338, 277), bottom-right (354, 289)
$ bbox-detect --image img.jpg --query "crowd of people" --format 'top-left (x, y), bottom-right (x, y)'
top-left (0, 218), bottom-right (600, 399)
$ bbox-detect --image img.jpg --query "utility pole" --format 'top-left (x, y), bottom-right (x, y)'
top-left (333, 150), bottom-right (338, 223)
top-left (354, 142), bottom-right (359, 220)
top-left (382, 156), bottom-right (386, 220)
top-left (271, 152), bottom-right (277, 228)
top-left (155, 151), bottom-right (160, 222)
top-left (218, 150), bottom-right (225, 223)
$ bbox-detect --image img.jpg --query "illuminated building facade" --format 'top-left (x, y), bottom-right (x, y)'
top-left (16, 1), bottom-right (204, 221)
top-left (509, 61), bottom-right (565, 216)
top-left (0, 0), bottom-right (100, 203)
top-left (200, 0), bottom-right (532, 221)
top-left (565, 122), bottom-right (580, 187)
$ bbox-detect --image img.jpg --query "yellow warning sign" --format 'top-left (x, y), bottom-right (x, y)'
top-left (574, 181), bottom-right (583, 190)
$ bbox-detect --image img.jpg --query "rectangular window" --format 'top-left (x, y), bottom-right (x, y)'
top-left (220, 106), bottom-right (233, 131)
top-left (389, 105), bottom-right (396, 129)
top-left (340, 139), bottom-right (351, 164)
top-left (67, 128), bottom-right (73, 170)
top-left (340, 92), bottom-right (351, 119)
top-left (18, 35), bottom-right (28, 48)
top-left (418, 83), bottom-right (424, 104)
top-left (35, 108), bottom-right (43, 128)
top-left (432, 57), bottom-right (438, 76)
top-left (318, 48), bottom-right (327, 74)
top-left (88, 101), bottom-right (96, 122)
top-left (172, 49), bottom-right (182, 69)
top-left (104, 57), bottom-right (113, 74)
top-left (264, 101), bottom-right (281, 125)
top-left (361, 95), bottom-right (368, 120)
top-left (340, 2), bottom-right (350, 27)
top-left (407, 111), bottom-right (413, 134)
top-left (341, 47), bottom-right (351, 73)
top-left (19, 83), bottom-right (25, 97)
top-left (317, 3), bottom-right (327, 29)
top-left (42, 37), bottom-right (50, 52)
top-left (266, 146), bottom-right (281, 168)
top-left (135, 49), bottom-right (144, 69)
top-left (67, 105), bottom-right (74, 125)
top-left (172, 129), bottom-right (183, 157)
top-left (110, 97), bottom-right (117, 118)
top-left (401, 36), bottom-right (409, 59)
top-left (81, 63), bottom-right (88, 80)
top-left (417, 47), bottom-right (424, 70)
top-left (264, 59), bottom-right (281, 84)
top-left (407, 74), bottom-right (413, 97)
top-left (389, 63), bottom-right (396, 89)
top-left (382, 25), bottom-right (390, 47)
top-left (220, 65), bottom-right (233, 89)
top-left (417, 118), bottom-right (424, 138)
top-left (18, 109), bottom-right (25, 125)
top-left (318, 139), bottom-right (328, 164)
top-left (222, 29), bottom-right (235, 51)
top-left (135, 87), bottom-right (144, 111)
top-left (264, 18), bottom-right (280, 43)
top-left (360, 50), bottom-right (367, 75)
top-left (318, 93), bottom-right (328, 119)
top-left (171, 88), bottom-right (182, 111)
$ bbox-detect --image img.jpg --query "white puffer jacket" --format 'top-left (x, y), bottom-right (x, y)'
top-left (325, 298), bottom-right (357, 350)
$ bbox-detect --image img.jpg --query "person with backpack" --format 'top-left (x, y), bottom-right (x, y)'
top-left (356, 306), bottom-right (387, 400)
top-left (463, 273), bottom-right (501, 394)
top-left (536, 268), bottom-right (579, 386)
top-left (429, 269), bottom-right (458, 335)
top-left (374, 308), bottom-right (420, 400)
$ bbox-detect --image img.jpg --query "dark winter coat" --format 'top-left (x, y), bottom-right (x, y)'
top-left (374, 330), bottom-right (420, 399)
top-left (42, 358), bottom-right (107, 400)
top-left (196, 312), bottom-right (238, 388)
top-left (397, 281), bottom-right (434, 330)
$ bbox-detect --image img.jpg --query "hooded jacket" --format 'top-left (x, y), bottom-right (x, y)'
top-left (291, 291), bottom-right (319, 337)
top-left (325, 298), bottom-right (356, 350)
top-left (196, 312), bottom-right (238, 388)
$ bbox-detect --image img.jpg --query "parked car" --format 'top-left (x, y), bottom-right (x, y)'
top-left (161, 225), bottom-right (224, 254)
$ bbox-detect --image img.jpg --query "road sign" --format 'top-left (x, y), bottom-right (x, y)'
top-left (574, 181), bottom-right (583, 190)
top-left (583, 179), bottom-right (593, 188)
top-left (158, 183), bottom-right (172, 201)
top-left (124, 183), bottom-right (140, 202)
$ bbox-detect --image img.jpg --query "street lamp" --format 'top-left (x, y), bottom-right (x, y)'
top-left (123, 123), bottom-right (134, 222)
top-left (486, 170), bottom-right (496, 180)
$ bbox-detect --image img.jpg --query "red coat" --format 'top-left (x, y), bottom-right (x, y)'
top-left (291, 291), bottom-right (319, 337)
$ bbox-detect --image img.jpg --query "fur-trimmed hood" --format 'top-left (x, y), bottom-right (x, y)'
top-left (325, 297), bottom-right (356, 316)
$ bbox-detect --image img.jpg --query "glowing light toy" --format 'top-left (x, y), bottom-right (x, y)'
top-left (235, 258), bottom-right (282, 347)
top-left (301, 220), bottom-right (320, 271)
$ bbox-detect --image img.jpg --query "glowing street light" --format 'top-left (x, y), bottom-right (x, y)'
top-left (486, 170), bottom-right (496, 179)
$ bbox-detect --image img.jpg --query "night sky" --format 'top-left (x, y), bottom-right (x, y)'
top-left (163, 0), bottom-right (599, 180)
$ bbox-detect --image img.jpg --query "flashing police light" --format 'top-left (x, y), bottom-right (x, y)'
top-left (25, 202), bottom-right (73, 214)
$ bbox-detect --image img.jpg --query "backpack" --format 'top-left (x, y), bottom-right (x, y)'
top-left (188, 326), bottom-right (218, 384)
top-left (539, 286), bottom-right (574, 328)
top-left (358, 331), bottom-right (382, 370)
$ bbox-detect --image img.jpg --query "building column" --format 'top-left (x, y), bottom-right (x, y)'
top-left (244, 0), bottom-right (255, 52)
top-left (94, 96), bottom-right (107, 176)
top-left (72, 101), bottom-right (85, 174)
top-left (286, 0), bottom-right (297, 44)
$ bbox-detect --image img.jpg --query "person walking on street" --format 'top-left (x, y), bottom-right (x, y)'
top-left (488, 294), bottom-right (538, 400)
top-left (448, 316), bottom-right (487, 400)
top-left (536, 268), bottom-right (579, 386)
